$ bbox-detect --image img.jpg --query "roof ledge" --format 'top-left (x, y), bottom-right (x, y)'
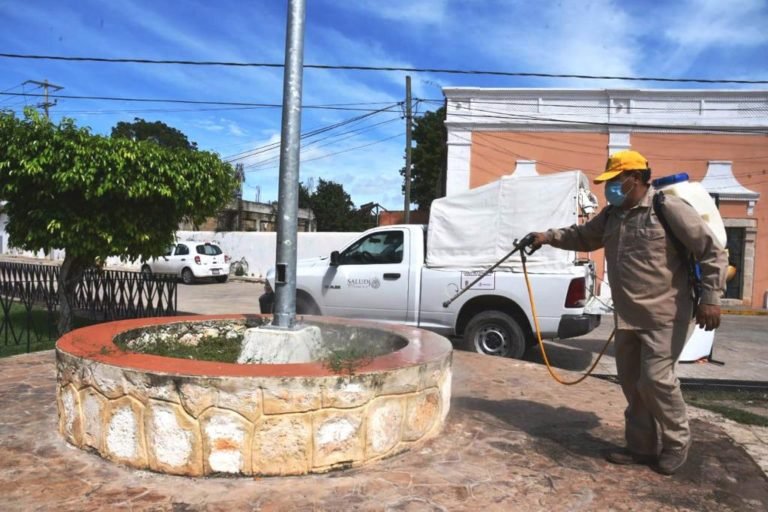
top-left (701, 161), bottom-right (760, 202)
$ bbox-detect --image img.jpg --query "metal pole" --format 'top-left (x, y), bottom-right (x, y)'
top-left (272, 0), bottom-right (306, 329)
top-left (403, 75), bottom-right (412, 223)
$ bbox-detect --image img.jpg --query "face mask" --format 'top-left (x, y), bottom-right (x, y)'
top-left (605, 179), bottom-right (635, 207)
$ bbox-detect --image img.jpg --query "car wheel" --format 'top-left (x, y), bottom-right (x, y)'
top-left (141, 265), bottom-right (152, 278)
top-left (181, 267), bottom-right (195, 285)
top-left (296, 294), bottom-right (320, 315)
top-left (215, 275), bottom-right (228, 283)
top-left (463, 310), bottom-right (527, 359)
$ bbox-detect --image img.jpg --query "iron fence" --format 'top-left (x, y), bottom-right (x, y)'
top-left (0, 261), bottom-right (177, 356)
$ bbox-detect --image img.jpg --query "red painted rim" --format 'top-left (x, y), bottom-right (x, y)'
top-left (56, 314), bottom-right (452, 378)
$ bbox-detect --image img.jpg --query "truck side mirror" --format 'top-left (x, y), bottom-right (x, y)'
top-left (330, 251), bottom-right (340, 267)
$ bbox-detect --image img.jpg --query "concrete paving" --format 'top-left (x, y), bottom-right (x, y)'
top-left (525, 314), bottom-right (768, 383)
top-left (176, 278), bottom-right (265, 316)
top-left (1, 350), bottom-right (767, 511)
top-left (177, 279), bottom-right (768, 382)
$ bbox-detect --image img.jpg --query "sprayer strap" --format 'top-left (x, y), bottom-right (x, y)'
top-left (652, 192), bottom-right (701, 307)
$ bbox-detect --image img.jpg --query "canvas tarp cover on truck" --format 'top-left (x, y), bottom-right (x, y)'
top-left (426, 170), bottom-right (596, 272)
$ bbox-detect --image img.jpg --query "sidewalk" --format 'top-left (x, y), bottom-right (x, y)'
top-left (1, 349), bottom-right (766, 511)
top-left (525, 314), bottom-right (768, 382)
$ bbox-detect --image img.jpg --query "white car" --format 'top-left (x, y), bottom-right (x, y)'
top-left (142, 241), bottom-right (230, 284)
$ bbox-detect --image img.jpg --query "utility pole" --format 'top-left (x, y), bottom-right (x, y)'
top-left (272, 0), bottom-right (306, 329)
top-left (307, 177), bottom-right (314, 232)
top-left (403, 75), bottom-right (412, 224)
top-left (23, 79), bottom-right (63, 118)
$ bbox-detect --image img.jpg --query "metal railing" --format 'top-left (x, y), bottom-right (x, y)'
top-left (0, 262), bottom-right (177, 356)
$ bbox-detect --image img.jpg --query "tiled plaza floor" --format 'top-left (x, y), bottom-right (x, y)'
top-left (1, 350), bottom-right (767, 511)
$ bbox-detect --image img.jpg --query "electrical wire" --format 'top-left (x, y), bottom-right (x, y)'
top-left (243, 132), bottom-right (402, 173)
top-left (223, 103), bottom-right (402, 161)
top-left (0, 91), bottom-right (399, 112)
top-left (474, 131), bottom-right (768, 163)
top-left (445, 106), bottom-right (768, 135)
top-left (2, 52), bottom-right (768, 84)
top-left (420, 97), bottom-right (768, 114)
top-left (240, 116), bottom-right (403, 171)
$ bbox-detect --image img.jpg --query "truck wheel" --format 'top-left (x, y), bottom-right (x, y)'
top-left (463, 311), bottom-right (527, 359)
top-left (296, 294), bottom-right (320, 315)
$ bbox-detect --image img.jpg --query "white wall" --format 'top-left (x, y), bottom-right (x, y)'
top-left (172, 231), bottom-right (359, 278)
top-left (1, 230), bottom-right (360, 279)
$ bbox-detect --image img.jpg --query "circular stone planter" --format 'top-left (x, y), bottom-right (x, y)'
top-left (55, 314), bottom-right (452, 477)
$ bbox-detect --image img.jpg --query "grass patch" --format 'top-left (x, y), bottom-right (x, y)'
top-left (114, 321), bottom-right (247, 363)
top-left (322, 346), bottom-right (375, 376)
top-left (116, 335), bottom-right (243, 363)
top-left (0, 303), bottom-right (98, 358)
top-left (683, 389), bottom-right (768, 427)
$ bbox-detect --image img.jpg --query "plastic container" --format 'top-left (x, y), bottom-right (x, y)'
top-left (653, 175), bottom-right (727, 247)
top-left (679, 325), bottom-right (714, 362)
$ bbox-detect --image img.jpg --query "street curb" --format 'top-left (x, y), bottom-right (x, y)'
top-left (722, 309), bottom-right (768, 316)
top-left (229, 276), bottom-right (265, 284)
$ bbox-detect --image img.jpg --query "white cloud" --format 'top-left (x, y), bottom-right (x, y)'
top-left (347, 0), bottom-right (449, 25)
top-left (662, 0), bottom-right (767, 47)
top-left (449, 0), bottom-right (645, 87)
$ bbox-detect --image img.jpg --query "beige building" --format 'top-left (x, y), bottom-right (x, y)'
top-left (443, 88), bottom-right (767, 308)
top-left (179, 199), bottom-right (316, 233)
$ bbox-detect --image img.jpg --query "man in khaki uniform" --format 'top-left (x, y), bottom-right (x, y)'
top-left (529, 150), bottom-right (727, 475)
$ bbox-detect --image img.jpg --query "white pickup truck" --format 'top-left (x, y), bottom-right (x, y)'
top-left (259, 223), bottom-right (601, 359)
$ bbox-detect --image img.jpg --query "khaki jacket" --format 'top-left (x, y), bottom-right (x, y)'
top-left (547, 187), bottom-right (727, 330)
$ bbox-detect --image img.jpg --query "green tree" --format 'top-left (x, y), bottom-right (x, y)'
top-left (298, 181), bottom-right (312, 210)
top-left (308, 178), bottom-right (368, 231)
top-left (111, 117), bottom-right (198, 151)
top-left (400, 106), bottom-right (446, 211)
top-left (0, 110), bottom-right (236, 333)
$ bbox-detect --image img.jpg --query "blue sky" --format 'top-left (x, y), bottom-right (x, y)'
top-left (1, 0), bottom-right (766, 210)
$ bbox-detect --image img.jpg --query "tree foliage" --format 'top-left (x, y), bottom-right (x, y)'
top-left (111, 117), bottom-right (198, 151)
top-left (400, 106), bottom-right (446, 211)
top-left (300, 178), bottom-right (370, 231)
top-left (0, 110), bottom-right (236, 332)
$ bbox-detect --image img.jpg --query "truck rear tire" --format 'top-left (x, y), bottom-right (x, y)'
top-left (296, 294), bottom-right (320, 315)
top-left (463, 310), bottom-right (527, 359)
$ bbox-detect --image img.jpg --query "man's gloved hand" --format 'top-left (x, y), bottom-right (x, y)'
top-left (696, 303), bottom-right (721, 331)
top-left (525, 232), bottom-right (551, 251)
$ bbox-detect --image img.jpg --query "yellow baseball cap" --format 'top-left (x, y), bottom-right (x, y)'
top-left (594, 150), bottom-right (649, 184)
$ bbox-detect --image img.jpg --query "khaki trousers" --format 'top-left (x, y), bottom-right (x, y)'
top-left (614, 322), bottom-right (694, 455)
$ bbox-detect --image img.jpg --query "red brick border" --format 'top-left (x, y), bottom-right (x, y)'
top-left (56, 314), bottom-right (453, 378)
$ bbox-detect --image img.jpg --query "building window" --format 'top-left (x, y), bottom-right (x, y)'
top-left (725, 227), bottom-right (745, 299)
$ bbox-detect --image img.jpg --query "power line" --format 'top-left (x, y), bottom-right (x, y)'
top-left (446, 107), bottom-right (768, 135)
top-left (223, 104), bottom-right (401, 161)
top-left (243, 132), bottom-right (402, 173)
top-left (420, 97), bottom-right (768, 114)
top-left (0, 91), bottom-right (398, 112)
top-left (2, 52), bottom-right (768, 84)
top-left (476, 131), bottom-right (768, 162)
top-left (242, 117), bottom-right (403, 170)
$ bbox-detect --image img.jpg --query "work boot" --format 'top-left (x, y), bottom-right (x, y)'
top-left (604, 448), bottom-right (656, 466)
top-left (656, 441), bottom-right (692, 475)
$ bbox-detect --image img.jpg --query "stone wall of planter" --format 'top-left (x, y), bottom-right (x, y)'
top-left (55, 315), bottom-right (453, 477)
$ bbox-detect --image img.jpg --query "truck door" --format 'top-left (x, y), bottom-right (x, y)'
top-left (322, 229), bottom-right (410, 322)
